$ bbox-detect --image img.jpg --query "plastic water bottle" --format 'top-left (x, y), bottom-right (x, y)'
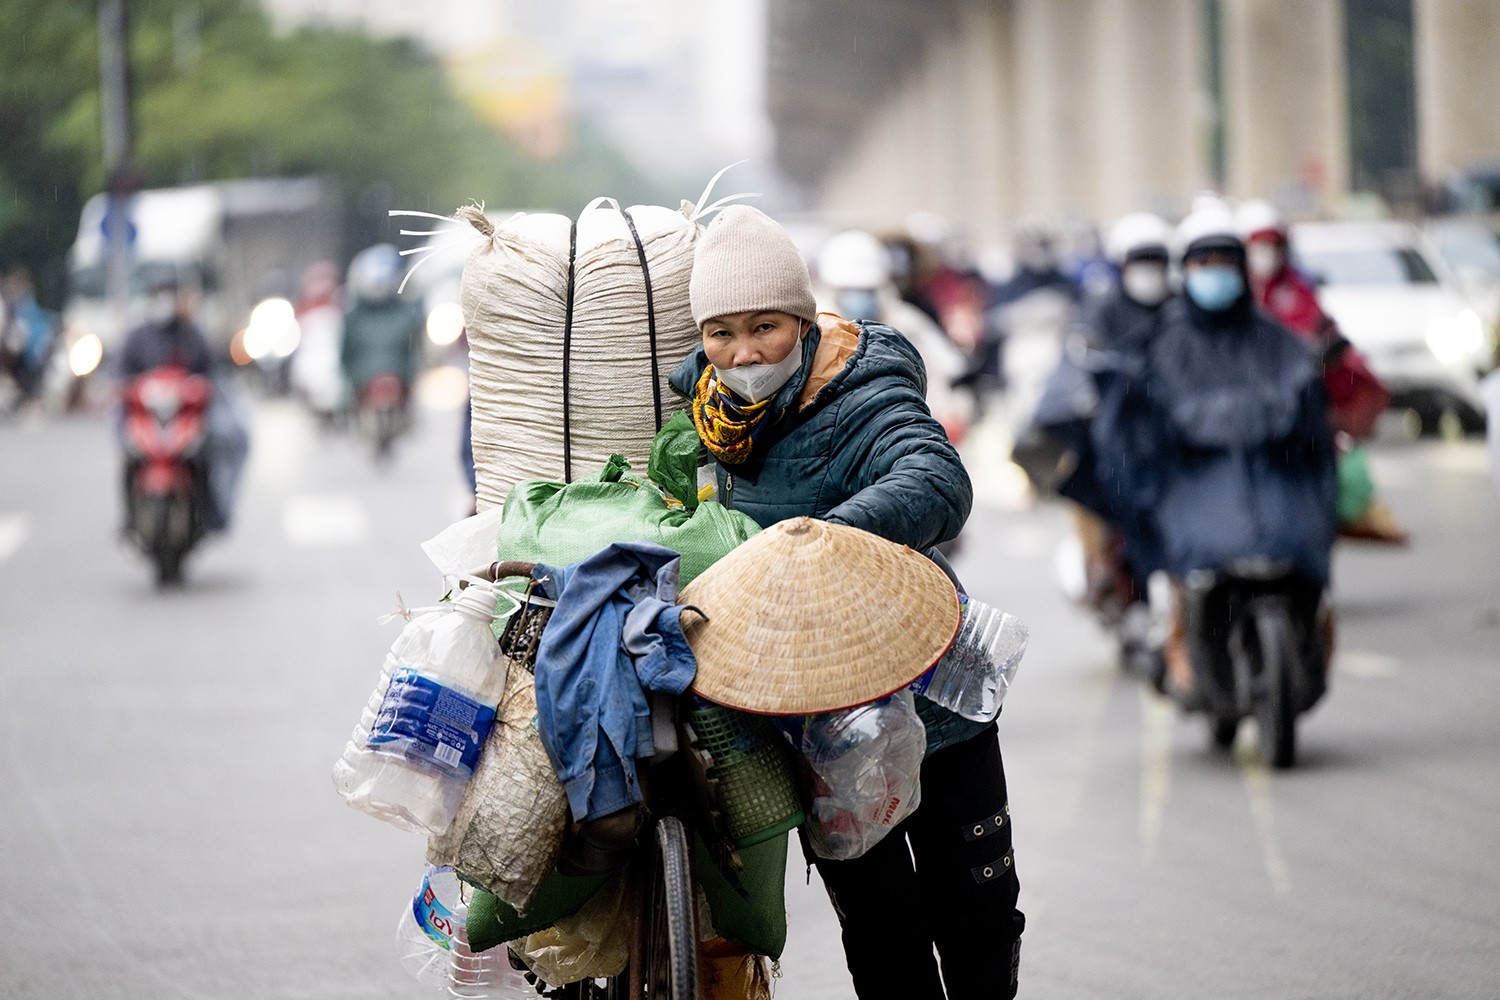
top-left (395, 865), bottom-right (533, 998)
top-left (333, 584), bottom-right (508, 836)
top-left (910, 595), bottom-right (1029, 722)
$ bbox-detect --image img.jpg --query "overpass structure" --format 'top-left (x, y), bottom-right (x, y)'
top-left (766, 0), bottom-right (1500, 242)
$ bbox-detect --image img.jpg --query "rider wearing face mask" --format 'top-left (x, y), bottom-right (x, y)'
top-left (1141, 198), bottom-right (1339, 701)
top-left (669, 205), bottom-right (1025, 1000)
top-left (1015, 213), bottom-right (1175, 639)
top-left (1236, 199), bottom-right (1406, 545)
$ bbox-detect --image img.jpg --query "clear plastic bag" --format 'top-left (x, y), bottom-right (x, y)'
top-left (795, 690), bottom-right (926, 861)
top-left (509, 870), bottom-right (630, 985)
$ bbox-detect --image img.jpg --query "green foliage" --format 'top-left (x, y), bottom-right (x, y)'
top-left (0, 0), bottom-right (666, 304)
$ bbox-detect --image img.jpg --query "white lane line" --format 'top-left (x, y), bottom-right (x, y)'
top-left (1138, 686), bottom-right (1174, 862)
top-left (1235, 737), bottom-right (1293, 895)
top-left (1334, 649), bottom-right (1401, 678)
top-left (0, 513), bottom-right (31, 564)
top-left (283, 493), bottom-right (371, 548)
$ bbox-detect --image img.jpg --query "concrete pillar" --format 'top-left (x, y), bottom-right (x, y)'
top-left (1413, 0), bottom-right (1500, 181)
top-left (1220, 0), bottom-right (1348, 211)
top-left (1091, 0), bottom-right (1208, 222)
top-left (819, 3), bottom-right (1017, 243)
top-left (1012, 0), bottom-right (1102, 220)
top-left (954, 1), bottom-right (1019, 242)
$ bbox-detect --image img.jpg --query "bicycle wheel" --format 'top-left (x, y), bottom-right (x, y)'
top-left (643, 816), bottom-right (698, 998)
top-left (1251, 602), bottom-right (1298, 768)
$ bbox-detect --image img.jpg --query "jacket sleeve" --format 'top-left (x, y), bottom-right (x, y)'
top-left (820, 382), bottom-right (973, 550)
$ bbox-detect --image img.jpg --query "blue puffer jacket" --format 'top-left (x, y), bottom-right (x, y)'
top-left (669, 316), bottom-right (983, 753)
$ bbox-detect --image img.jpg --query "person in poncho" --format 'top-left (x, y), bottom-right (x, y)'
top-left (668, 205), bottom-right (1024, 1000)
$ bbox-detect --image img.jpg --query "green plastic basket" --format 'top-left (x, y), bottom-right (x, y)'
top-left (687, 703), bottom-right (804, 848)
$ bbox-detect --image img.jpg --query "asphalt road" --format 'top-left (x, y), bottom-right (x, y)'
top-left (1, 382), bottom-right (1496, 1000)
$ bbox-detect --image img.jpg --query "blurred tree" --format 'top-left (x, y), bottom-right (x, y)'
top-left (0, 0), bottom-right (668, 305)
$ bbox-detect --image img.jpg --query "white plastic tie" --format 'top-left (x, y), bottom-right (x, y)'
top-left (376, 583), bottom-right (519, 625)
top-left (688, 161), bottom-right (762, 222)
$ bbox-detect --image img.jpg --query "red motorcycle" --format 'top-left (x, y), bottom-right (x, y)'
top-left (122, 365), bottom-right (212, 585)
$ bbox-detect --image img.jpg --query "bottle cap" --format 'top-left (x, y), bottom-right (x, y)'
top-left (453, 583), bottom-right (500, 622)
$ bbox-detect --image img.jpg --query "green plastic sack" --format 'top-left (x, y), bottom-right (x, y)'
top-left (493, 449), bottom-right (759, 588)
top-left (1337, 443), bottom-right (1377, 524)
top-left (465, 870), bottom-right (614, 953)
top-left (693, 831), bottom-right (790, 959)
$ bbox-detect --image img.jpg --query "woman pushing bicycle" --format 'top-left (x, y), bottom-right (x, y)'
top-left (667, 206), bottom-right (1025, 1000)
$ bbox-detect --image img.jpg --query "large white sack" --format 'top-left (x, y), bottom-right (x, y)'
top-left (458, 201), bottom-right (702, 510)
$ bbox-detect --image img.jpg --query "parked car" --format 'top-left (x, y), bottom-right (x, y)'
top-left (1290, 220), bottom-right (1491, 433)
top-left (1424, 216), bottom-right (1500, 356)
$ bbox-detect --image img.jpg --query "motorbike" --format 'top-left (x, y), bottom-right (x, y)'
top-left (122, 365), bottom-right (212, 586)
top-left (357, 372), bottom-right (408, 462)
top-left (1052, 530), bottom-right (1169, 686)
top-left (1176, 559), bottom-right (1329, 768)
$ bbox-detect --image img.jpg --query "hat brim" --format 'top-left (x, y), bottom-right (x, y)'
top-left (680, 518), bottom-right (961, 715)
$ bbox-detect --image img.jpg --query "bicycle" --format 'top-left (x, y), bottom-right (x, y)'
top-left (476, 560), bottom-right (797, 999)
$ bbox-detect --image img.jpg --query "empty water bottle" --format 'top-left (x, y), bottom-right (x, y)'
top-left (909, 595), bottom-right (1028, 722)
top-left (395, 865), bottom-right (533, 998)
top-left (333, 583), bottom-right (509, 836)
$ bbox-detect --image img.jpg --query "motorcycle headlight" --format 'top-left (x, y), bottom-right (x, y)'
top-left (244, 297), bottom-right (301, 360)
top-left (1425, 309), bottom-right (1485, 366)
top-left (426, 301), bottom-right (465, 347)
top-left (67, 327), bottom-right (104, 377)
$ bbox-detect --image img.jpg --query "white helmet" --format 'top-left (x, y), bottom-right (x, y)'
top-left (817, 230), bottom-right (892, 290)
top-left (1235, 198), bottom-right (1285, 242)
top-left (1105, 212), bottom-right (1172, 264)
top-left (347, 243), bottom-right (403, 302)
top-left (1172, 193), bottom-right (1242, 260)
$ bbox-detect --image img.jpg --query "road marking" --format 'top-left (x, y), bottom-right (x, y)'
top-left (282, 493), bottom-right (371, 548)
top-left (1235, 738), bottom-right (1293, 895)
top-left (0, 513), bottom-right (30, 564)
top-left (1334, 649), bottom-right (1401, 678)
top-left (1137, 686), bottom-right (1174, 862)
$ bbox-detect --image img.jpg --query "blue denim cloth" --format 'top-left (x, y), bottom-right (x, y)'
top-left (531, 542), bottom-right (700, 822)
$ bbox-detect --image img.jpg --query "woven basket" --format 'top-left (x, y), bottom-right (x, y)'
top-left (686, 702), bottom-right (804, 848)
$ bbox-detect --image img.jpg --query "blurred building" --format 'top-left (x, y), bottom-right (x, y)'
top-left (767, 0), bottom-right (1500, 241)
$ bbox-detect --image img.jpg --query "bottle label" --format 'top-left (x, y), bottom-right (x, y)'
top-left (413, 874), bottom-right (458, 950)
top-left (367, 668), bottom-right (497, 778)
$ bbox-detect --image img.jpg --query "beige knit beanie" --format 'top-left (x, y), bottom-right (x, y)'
top-left (690, 205), bottom-right (817, 327)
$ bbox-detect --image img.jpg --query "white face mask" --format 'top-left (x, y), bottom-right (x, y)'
top-left (1246, 242), bottom-right (1284, 282)
top-left (1121, 261), bottom-right (1169, 306)
top-left (715, 325), bottom-right (806, 404)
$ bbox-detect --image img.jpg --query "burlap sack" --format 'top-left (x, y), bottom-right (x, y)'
top-left (427, 653), bottom-right (565, 912)
top-left (459, 200), bottom-right (703, 511)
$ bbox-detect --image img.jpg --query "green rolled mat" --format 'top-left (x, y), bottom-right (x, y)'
top-left (465, 869), bottom-right (614, 953)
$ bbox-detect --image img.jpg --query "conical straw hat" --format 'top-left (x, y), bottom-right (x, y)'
top-left (679, 517), bottom-right (960, 715)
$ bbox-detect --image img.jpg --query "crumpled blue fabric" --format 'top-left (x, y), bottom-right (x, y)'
top-left (530, 541), bottom-right (700, 822)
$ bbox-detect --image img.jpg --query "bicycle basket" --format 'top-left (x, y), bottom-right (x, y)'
top-left (686, 702), bottom-right (804, 848)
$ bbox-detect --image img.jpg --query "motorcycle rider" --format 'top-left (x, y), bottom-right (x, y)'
top-left (813, 228), bottom-right (975, 443)
top-left (1131, 198), bottom-right (1338, 704)
top-left (1017, 212), bottom-right (1174, 676)
top-left (1237, 198), bottom-right (1407, 544)
top-left (340, 243), bottom-right (424, 425)
top-left (116, 278), bottom-right (249, 534)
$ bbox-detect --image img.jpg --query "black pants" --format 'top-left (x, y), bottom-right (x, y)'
top-left (807, 727), bottom-right (1024, 999)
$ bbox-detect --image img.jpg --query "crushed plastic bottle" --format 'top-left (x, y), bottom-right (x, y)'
top-left (909, 595), bottom-right (1028, 722)
top-left (797, 691), bottom-right (926, 861)
top-left (333, 584), bottom-right (509, 836)
top-left (395, 865), bottom-right (533, 998)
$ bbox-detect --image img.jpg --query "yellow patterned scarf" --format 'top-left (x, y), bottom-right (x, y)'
top-left (691, 366), bottom-right (774, 466)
